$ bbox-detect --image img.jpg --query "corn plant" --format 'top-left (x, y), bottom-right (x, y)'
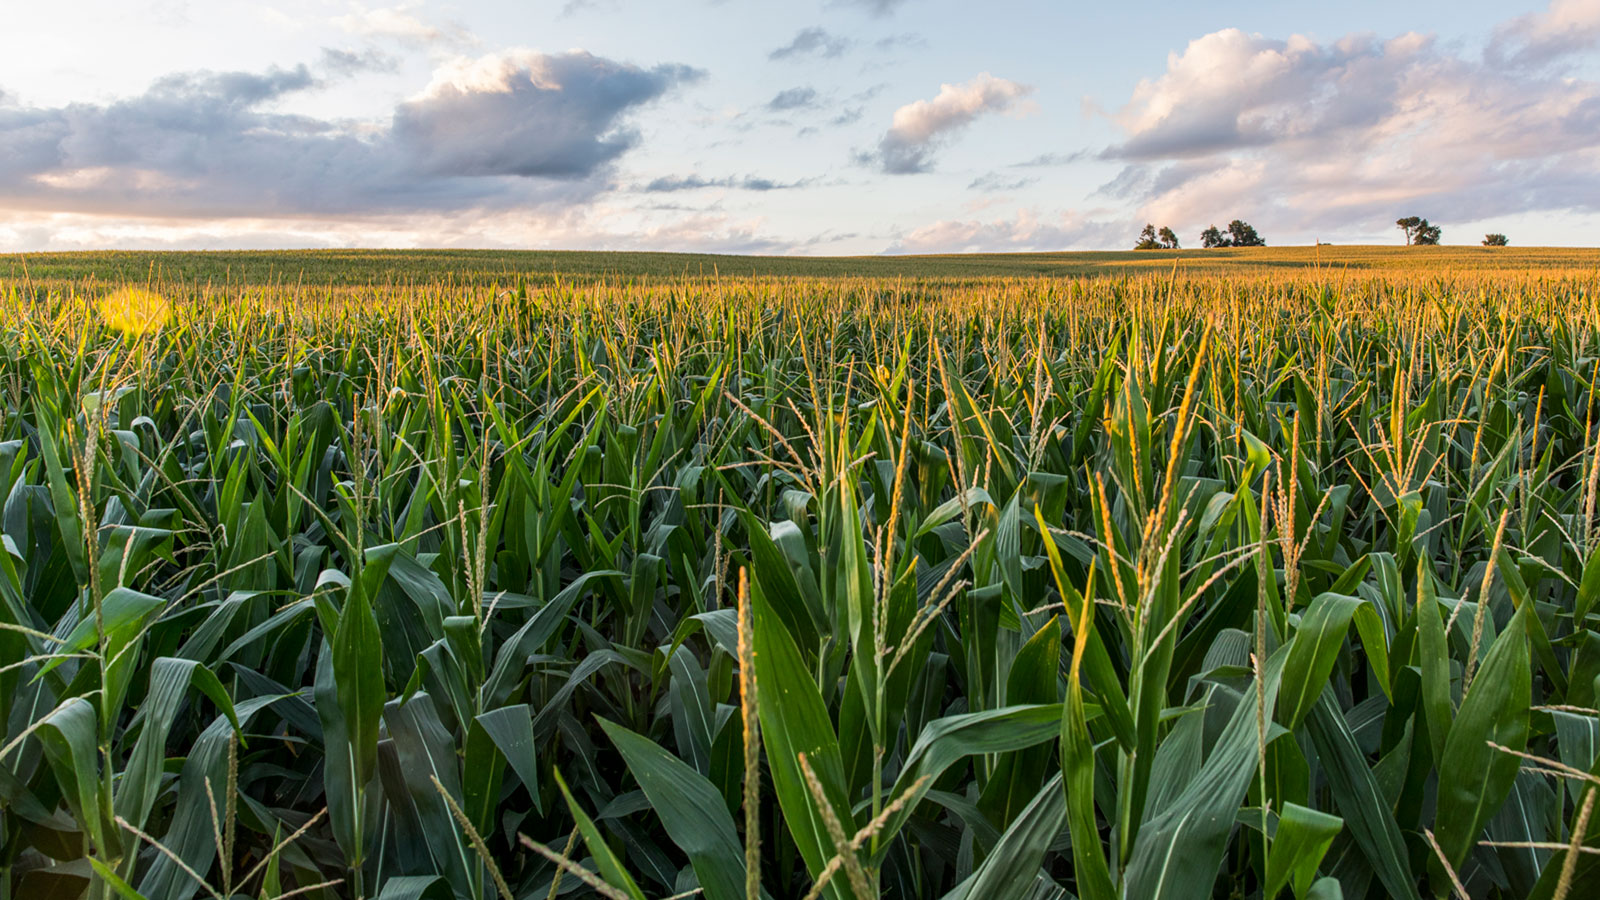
top-left (1, 269), bottom-right (1599, 899)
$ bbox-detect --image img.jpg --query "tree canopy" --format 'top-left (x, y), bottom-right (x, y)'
top-left (1200, 220), bottom-right (1265, 248)
top-left (1398, 216), bottom-right (1442, 245)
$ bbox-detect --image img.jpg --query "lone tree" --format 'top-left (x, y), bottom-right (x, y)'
top-left (1158, 226), bottom-right (1180, 249)
top-left (1200, 225), bottom-right (1227, 248)
top-left (1134, 224), bottom-right (1164, 250)
top-left (1398, 216), bottom-right (1442, 245)
top-left (1483, 233), bottom-right (1509, 246)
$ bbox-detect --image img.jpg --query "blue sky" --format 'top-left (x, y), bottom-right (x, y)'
top-left (2, 0), bottom-right (1598, 253)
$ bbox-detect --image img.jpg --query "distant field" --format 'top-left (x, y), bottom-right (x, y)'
top-left (5, 244), bottom-right (1600, 286)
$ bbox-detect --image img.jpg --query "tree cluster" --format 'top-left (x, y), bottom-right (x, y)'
top-left (1483, 233), bottom-right (1509, 247)
top-left (1134, 224), bottom-right (1181, 250)
top-left (1200, 220), bottom-right (1265, 248)
top-left (1135, 220), bottom-right (1265, 250)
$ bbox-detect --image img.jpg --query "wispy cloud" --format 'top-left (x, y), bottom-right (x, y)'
top-left (640, 174), bottom-right (810, 192)
top-left (319, 46), bottom-right (400, 76)
top-left (1489, 0), bottom-right (1600, 66)
top-left (885, 208), bottom-right (1115, 253)
top-left (331, 4), bottom-right (478, 48)
top-left (769, 27), bottom-right (852, 61)
top-left (766, 86), bottom-right (819, 111)
top-left (968, 172), bottom-right (1038, 192)
top-left (831, 0), bottom-right (912, 18)
top-left (1011, 152), bottom-right (1077, 168)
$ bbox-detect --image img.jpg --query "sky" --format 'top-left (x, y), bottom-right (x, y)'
top-left (2, 0), bottom-right (1599, 254)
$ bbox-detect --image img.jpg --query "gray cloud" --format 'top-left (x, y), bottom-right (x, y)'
top-left (865, 73), bottom-right (1033, 174)
top-left (832, 0), bottom-right (912, 17)
top-left (0, 50), bottom-right (700, 218)
top-left (968, 172), bottom-right (1038, 192)
top-left (1011, 152), bottom-right (1077, 167)
top-left (767, 86), bottom-right (820, 111)
top-left (769, 27), bottom-right (852, 61)
top-left (561, 0), bottom-right (621, 16)
top-left (641, 174), bottom-right (809, 192)
top-left (874, 33), bottom-right (926, 51)
top-left (320, 46), bottom-right (400, 76)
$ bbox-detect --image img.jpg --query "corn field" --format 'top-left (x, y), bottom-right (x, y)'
top-left (4, 271), bottom-right (1600, 900)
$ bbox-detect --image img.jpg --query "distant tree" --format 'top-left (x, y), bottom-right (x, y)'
top-left (1227, 219), bottom-right (1265, 247)
top-left (1483, 233), bottom-right (1509, 246)
top-left (1398, 216), bottom-right (1441, 245)
top-left (1200, 225), bottom-right (1227, 248)
top-left (1158, 226), bottom-right (1180, 249)
top-left (1134, 223), bottom-right (1163, 250)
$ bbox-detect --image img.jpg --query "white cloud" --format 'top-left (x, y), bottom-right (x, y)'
top-left (332, 4), bottom-right (476, 48)
top-left (868, 73), bottom-right (1033, 173)
top-left (0, 206), bottom-right (797, 255)
top-left (1098, 21), bottom-right (1600, 241)
top-left (885, 209), bottom-right (1115, 253)
top-left (1491, 0), bottom-right (1600, 65)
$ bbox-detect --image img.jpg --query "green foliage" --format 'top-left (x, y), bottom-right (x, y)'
top-left (1399, 215), bottom-right (1443, 245)
top-left (1, 265), bottom-right (1597, 899)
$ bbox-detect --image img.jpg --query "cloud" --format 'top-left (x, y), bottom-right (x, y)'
top-left (866, 73), bottom-right (1033, 173)
top-left (560, 0), bottom-right (621, 16)
top-left (332, 4), bottom-right (476, 48)
top-left (874, 33), bottom-right (926, 51)
top-left (1012, 152), bottom-right (1077, 167)
top-left (884, 209), bottom-right (1116, 253)
top-left (968, 172), bottom-right (1038, 192)
top-left (769, 27), bottom-right (852, 61)
top-left (0, 206), bottom-right (802, 255)
top-left (640, 174), bottom-right (808, 192)
top-left (832, 0), bottom-right (911, 17)
top-left (767, 86), bottom-right (819, 111)
top-left (397, 52), bottom-right (701, 178)
top-left (320, 46), bottom-right (400, 76)
top-left (0, 50), bottom-right (701, 219)
top-left (1490, 0), bottom-right (1600, 66)
top-left (1097, 22), bottom-right (1600, 239)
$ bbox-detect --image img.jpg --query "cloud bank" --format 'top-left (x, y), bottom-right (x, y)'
top-left (1097, 21), bottom-right (1600, 237)
top-left (0, 50), bottom-right (701, 219)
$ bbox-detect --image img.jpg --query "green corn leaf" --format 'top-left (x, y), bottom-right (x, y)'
top-left (939, 773), bottom-right (1066, 900)
top-left (555, 768), bottom-right (648, 900)
top-left (1264, 803), bottom-right (1343, 900)
top-left (599, 718), bottom-right (761, 900)
top-left (1432, 597), bottom-right (1532, 873)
